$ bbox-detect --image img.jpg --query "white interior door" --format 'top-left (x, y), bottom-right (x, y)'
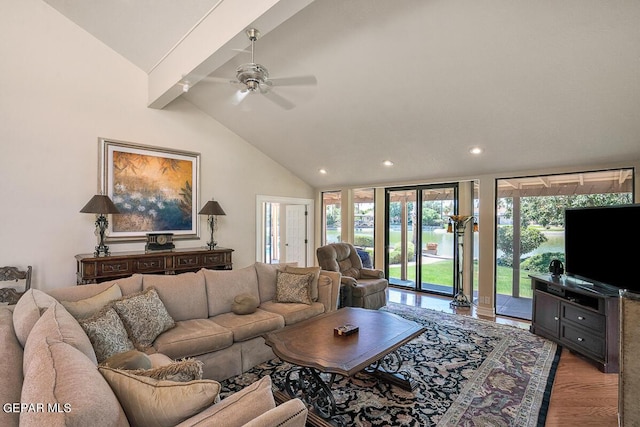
top-left (256, 196), bottom-right (314, 266)
top-left (285, 204), bottom-right (307, 266)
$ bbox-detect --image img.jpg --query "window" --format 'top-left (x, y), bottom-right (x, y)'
top-left (322, 191), bottom-right (341, 245)
top-left (495, 168), bottom-right (634, 320)
top-left (353, 188), bottom-right (375, 265)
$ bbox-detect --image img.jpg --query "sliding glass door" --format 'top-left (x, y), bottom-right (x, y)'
top-left (386, 184), bottom-right (457, 295)
top-left (386, 189), bottom-right (417, 288)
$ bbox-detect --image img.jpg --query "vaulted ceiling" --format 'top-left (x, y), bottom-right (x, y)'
top-left (43, 0), bottom-right (640, 188)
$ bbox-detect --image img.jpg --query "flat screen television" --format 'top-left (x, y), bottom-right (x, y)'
top-left (564, 204), bottom-right (640, 293)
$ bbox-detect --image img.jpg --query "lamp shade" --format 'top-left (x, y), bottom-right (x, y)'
top-left (80, 195), bottom-right (120, 214)
top-left (199, 200), bottom-right (226, 216)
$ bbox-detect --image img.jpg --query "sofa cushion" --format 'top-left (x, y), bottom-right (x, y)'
top-left (284, 265), bottom-right (321, 301)
top-left (174, 375), bottom-right (275, 427)
top-left (60, 284), bottom-right (122, 319)
top-left (12, 288), bottom-right (57, 347)
top-left (260, 301), bottom-right (326, 325)
top-left (243, 398), bottom-right (308, 427)
top-left (47, 274), bottom-right (143, 301)
top-left (128, 358), bottom-right (204, 382)
top-left (142, 270), bottom-right (208, 321)
top-left (103, 350), bottom-right (153, 370)
top-left (20, 339), bottom-right (128, 427)
top-left (79, 306), bottom-right (135, 363)
top-left (0, 307), bottom-right (22, 427)
top-left (24, 303), bottom-right (98, 371)
top-left (153, 318), bottom-right (234, 359)
top-left (112, 288), bottom-right (176, 350)
top-left (203, 266), bottom-right (260, 316)
top-left (231, 293), bottom-right (260, 315)
top-left (275, 271), bottom-right (313, 305)
top-left (210, 309), bottom-right (285, 342)
top-left (255, 262), bottom-right (292, 303)
top-left (99, 366), bottom-right (219, 427)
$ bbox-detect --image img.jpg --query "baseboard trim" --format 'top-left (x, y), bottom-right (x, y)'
top-left (476, 305), bottom-right (495, 318)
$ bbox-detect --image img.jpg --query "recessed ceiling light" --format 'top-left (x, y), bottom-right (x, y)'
top-left (469, 147), bottom-right (483, 155)
top-left (318, 168), bottom-right (328, 174)
top-left (382, 160), bottom-right (394, 166)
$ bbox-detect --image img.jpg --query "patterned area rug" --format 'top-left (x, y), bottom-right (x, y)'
top-left (220, 303), bottom-right (560, 426)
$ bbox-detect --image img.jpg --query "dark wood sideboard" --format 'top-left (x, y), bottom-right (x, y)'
top-left (75, 247), bottom-right (233, 284)
top-left (529, 273), bottom-right (619, 373)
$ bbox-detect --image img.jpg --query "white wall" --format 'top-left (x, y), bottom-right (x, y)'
top-left (0, 0), bottom-right (313, 289)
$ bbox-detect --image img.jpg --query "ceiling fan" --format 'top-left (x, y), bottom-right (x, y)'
top-left (215, 28), bottom-right (317, 110)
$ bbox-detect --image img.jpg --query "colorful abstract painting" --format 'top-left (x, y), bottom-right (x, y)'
top-left (100, 139), bottom-right (200, 240)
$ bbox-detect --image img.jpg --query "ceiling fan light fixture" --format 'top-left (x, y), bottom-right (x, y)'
top-left (246, 80), bottom-right (259, 92)
top-left (220, 27), bottom-right (316, 110)
top-left (236, 63), bottom-right (269, 92)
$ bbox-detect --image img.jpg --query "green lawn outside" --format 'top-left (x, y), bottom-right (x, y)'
top-left (388, 260), bottom-right (533, 298)
top-left (336, 229), bottom-right (535, 298)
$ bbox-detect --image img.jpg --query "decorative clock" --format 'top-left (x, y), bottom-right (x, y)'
top-left (145, 233), bottom-right (175, 252)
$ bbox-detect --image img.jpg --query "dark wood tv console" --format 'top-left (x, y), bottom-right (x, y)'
top-left (530, 273), bottom-right (619, 373)
top-left (75, 247), bottom-right (233, 284)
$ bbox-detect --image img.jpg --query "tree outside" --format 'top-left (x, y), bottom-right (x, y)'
top-left (497, 192), bottom-right (633, 296)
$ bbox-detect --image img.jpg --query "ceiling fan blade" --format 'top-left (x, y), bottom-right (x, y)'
top-left (200, 76), bottom-right (235, 85)
top-left (263, 90), bottom-right (296, 110)
top-left (269, 75), bottom-right (317, 87)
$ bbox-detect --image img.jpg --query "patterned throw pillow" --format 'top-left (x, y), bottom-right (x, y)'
top-left (274, 271), bottom-right (313, 305)
top-left (112, 288), bottom-right (175, 350)
top-left (79, 306), bottom-right (135, 364)
top-left (284, 266), bottom-right (321, 301)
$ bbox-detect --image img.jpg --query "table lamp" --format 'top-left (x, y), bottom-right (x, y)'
top-left (80, 194), bottom-right (120, 257)
top-left (199, 199), bottom-right (226, 249)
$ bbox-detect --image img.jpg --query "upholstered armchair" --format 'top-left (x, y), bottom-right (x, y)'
top-left (316, 243), bottom-right (387, 310)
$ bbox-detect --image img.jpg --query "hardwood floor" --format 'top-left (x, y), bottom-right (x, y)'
top-left (387, 288), bottom-right (619, 427)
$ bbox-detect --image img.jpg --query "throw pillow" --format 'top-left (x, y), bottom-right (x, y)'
top-left (102, 349), bottom-right (152, 370)
top-left (129, 358), bottom-right (203, 382)
top-left (231, 293), bottom-right (260, 315)
top-left (99, 366), bottom-right (220, 427)
top-left (275, 271), bottom-right (313, 305)
top-left (79, 306), bottom-right (135, 364)
top-left (284, 265), bottom-right (321, 301)
top-left (60, 284), bottom-right (122, 319)
top-left (178, 375), bottom-right (275, 426)
top-left (112, 287), bottom-right (175, 350)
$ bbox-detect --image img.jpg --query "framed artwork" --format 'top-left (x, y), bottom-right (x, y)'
top-left (99, 138), bottom-right (200, 241)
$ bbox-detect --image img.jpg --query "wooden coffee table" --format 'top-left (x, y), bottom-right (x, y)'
top-left (264, 307), bottom-right (425, 422)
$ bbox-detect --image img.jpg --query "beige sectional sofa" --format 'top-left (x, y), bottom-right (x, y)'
top-left (0, 262), bottom-right (341, 427)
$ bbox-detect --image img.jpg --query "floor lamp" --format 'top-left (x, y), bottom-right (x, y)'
top-left (447, 215), bottom-right (477, 308)
top-left (199, 200), bottom-right (226, 249)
